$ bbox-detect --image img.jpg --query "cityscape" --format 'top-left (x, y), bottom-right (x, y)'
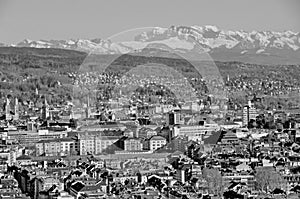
top-left (1, 0), bottom-right (300, 199)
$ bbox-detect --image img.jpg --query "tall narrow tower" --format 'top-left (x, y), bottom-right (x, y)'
top-left (42, 98), bottom-right (50, 120)
top-left (5, 97), bottom-right (12, 121)
top-left (242, 100), bottom-right (258, 127)
top-left (14, 98), bottom-right (19, 120)
top-left (86, 94), bottom-right (91, 118)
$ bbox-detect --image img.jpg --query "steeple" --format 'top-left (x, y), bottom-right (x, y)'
top-left (14, 98), bottom-right (19, 120)
top-left (42, 97), bottom-right (50, 120)
top-left (5, 97), bottom-right (12, 121)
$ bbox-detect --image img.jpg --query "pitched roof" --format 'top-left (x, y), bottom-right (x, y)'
top-left (80, 185), bottom-right (102, 192)
top-left (203, 131), bottom-right (223, 145)
top-left (150, 135), bottom-right (166, 141)
top-left (37, 137), bottom-right (74, 143)
top-left (70, 181), bottom-right (85, 192)
top-left (16, 155), bottom-right (32, 160)
top-left (171, 150), bottom-right (184, 156)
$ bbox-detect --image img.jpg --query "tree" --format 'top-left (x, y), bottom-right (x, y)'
top-left (255, 167), bottom-right (287, 193)
top-left (202, 168), bottom-right (224, 197)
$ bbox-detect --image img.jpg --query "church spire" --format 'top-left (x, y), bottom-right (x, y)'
top-left (42, 97), bottom-right (50, 120)
top-left (14, 98), bottom-right (19, 120)
top-left (5, 97), bottom-right (12, 121)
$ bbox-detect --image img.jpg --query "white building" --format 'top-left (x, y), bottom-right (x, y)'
top-left (147, 135), bottom-right (167, 151)
top-left (35, 138), bottom-right (74, 156)
top-left (173, 122), bottom-right (220, 142)
top-left (242, 100), bottom-right (258, 127)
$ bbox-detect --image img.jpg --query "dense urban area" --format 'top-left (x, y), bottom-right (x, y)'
top-left (1, 47), bottom-right (300, 199)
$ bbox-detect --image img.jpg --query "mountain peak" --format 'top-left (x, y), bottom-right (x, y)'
top-left (4, 25), bottom-right (300, 65)
top-left (203, 25), bottom-right (220, 32)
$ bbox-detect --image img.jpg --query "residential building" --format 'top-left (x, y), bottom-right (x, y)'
top-left (78, 132), bottom-right (122, 155)
top-left (167, 109), bottom-right (181, 126)
top-left (147, 135), bottom-right (167, 151)
top-left (35, 138), bottom-right (75, 156)
top-left (124, 137), bottom-right (143, 151)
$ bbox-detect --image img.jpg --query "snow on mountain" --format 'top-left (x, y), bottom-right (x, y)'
top-left (241, 50), bottom-right (248, 55)
top-left (256, 49), bottom-right (265, 54)
top-left (134, 26), bottom-right (300, 53)
top-left (204, 25), bottom-right (219, 32)
top-left (10, 25), bottom-right (300, 64)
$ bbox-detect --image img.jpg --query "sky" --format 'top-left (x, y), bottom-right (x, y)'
top-left (0, 0), bottom-right (299, 44)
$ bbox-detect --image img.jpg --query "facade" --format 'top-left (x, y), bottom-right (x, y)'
top-left (148, 135), bottom-right (167, 151)
top-left (0, 151), bottom-right (17, 166)
top-left (78, 132), bottom-right (121, 155)
top-left (5, 97), bottom-right (12, 120)
top-left (167, 110), bottom-right (181, 126)
top-left (220, 131), bottom-right (239, 145)
top-left (7, 131), bottom-right (68, 145)
top-left (242, 100), bottom-right (258, 127)
top-left (16, 155), bottom-right (32, 166)
top-left (124, 138), bottom-right (143, 151)
top-left (173, 123), bottom-right (220, 142)
top-left (35, 138), bottom-right (75, 156)
top-left (31, 176), bottom-right (64, 199)
top-left (14, 98), bottom-right (19, 120)
top-left (137, 127), bottom-right (157, 139)
top-left (42, 98), bottom-right (50, 120)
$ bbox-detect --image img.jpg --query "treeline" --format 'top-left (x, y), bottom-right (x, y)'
top-left (0, 47), bottom-right (86, 107)
top-left (0, 47), bottom-right (300, 110)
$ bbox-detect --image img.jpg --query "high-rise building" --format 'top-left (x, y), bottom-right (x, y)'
top-left (242, 100), bottom-right (258, 127)
top-left (167, 109), bottom-right (181, 126)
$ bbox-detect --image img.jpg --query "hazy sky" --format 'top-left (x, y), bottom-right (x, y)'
top-left (0, 0), bottom-right (299, 44)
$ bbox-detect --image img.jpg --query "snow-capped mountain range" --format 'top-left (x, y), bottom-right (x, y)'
top-left (4, 25), bottom-right (300, 64)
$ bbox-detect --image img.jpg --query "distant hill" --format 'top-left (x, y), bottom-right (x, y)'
top-left (6, 25), bottom-right (300, 65)
top-left (0, 47), bottom-right (300, 109)
top-left (0, 47), bottom-right (87, 106)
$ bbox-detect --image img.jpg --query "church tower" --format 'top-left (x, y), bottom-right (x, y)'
top-left (14, 98), bottom-right (19, 120)
top-left (5, 97), bottom-right (12, 121)
top-left (42, 98), bottom-right (50, 120)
